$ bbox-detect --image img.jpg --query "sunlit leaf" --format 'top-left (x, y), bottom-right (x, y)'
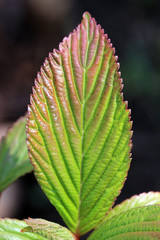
top-left (0, 117), bottom-right (33, 193)
top-left (27, 12), bottom-right (132, 235)
top-left (88, 205), bottom-right (160, 240)
top-left (101, 191), bottom-right (160, 223)
top-left (22, 218), bottom-right (76, 240)
top-left (0, 218), bottom-right (46, 239)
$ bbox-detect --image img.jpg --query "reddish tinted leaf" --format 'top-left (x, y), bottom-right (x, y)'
top-left (27, 12), bottom-right (132, 235)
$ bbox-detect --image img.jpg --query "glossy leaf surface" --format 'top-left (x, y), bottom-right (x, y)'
top-left (0, 219), bottom-right (46, 239)
top-left (27, 12), bottom-right (132, 235)
top-left (88, 205), bottom-right (160, 240)
top-left (23, 218), bottom-right (76, 240)
top-left (0, 117), bottom-right (33, 193)
top-left (102, 191), bottom-right (160, 222)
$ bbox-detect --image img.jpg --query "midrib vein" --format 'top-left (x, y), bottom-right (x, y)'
top-left (77, 27), bottom-right (90, 232)
top-left (77, 67), bottom-right (86, 233)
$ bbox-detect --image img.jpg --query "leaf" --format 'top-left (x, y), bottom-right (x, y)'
top-left (101, 192), bottom-right (160, 223)
top-left (27, 12), bottom-right (132, 235)
top-left (87, 205), bottom-right (160, 240)
top-left (0, 218), bottom-right (46, 239)
top-left (22, 218), bottom-right (76, 240)
top-left (0, 117), bottom-right (33, 193)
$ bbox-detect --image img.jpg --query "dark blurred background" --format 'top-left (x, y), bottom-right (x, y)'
top-left (0, 0), bottom-right (160, 236)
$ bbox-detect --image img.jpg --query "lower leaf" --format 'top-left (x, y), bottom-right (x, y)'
top-left (88, 205), bottom-right (160, 240)
top-left (102, 191), bottom-right (160, 223)
top-left (0, 218), bottom-right (46, 239)
top-left (22, 218), bottom-right (76, 240)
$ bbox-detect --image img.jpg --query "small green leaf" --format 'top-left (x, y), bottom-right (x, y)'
top-left (102, 191), bottom-right (160, 222)
top-left (88, 205), bottom-right (160, 240)
top-left (0, 218), bottom-right (46, 239)
top-left (0, 117), bottom-right (33, 193)
top-left (27, 12), bottom-right (132, 235)
top-left (23, 218), bottom-right (76, 240)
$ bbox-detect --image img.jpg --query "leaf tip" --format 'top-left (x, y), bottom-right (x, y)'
top-left (82, 11), bottom-right (92, 21)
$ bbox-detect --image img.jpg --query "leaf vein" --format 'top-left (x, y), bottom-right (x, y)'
top-left (30, 106), bottom-right (78, 207)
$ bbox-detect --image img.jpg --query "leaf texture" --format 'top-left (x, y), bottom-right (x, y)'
top-left (27, 12), bottom-right (132, 235)
top-left (102, 192), bottom-right (160, 223)
top-left (23, 218), bottom-right (76, 240)
top-left (88, 205), bottom-right (160, 240)
top-left (0, 218), bottom-right (46, 239)
top-left (0, 117), bottom-right (33, 193)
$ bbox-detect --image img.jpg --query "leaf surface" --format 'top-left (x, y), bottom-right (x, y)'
top-left (88, 205), bottom-right (160, 240)
top-left (0, 117), bottom-right (33, 193)
top-left (102, 192), bottom-right (160, 222)
top-left (27, 12), bottom-right (132, 235)
top-left (22, 218), bottom-right (76, 240)
top-left (0, 218), bottom-right (46, 239)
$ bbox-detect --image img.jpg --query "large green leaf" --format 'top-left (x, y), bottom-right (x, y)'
top-left (27, 12), bottom-right (132, 235)
top-left (88, 205), bottom-right (160, 240)
top-left (102, 192), bottom-right (160, 223)
top-left (22, 218), bottom-right (76, 240)
top-left (0, 117), bottom-right (33, 193)
top-left (0, 218), bottom-right (46, 239)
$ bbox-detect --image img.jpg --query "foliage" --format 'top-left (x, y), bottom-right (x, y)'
top-left (0, 12), bottom-right (160, 240)
top-left (26, 11), bottom-right (132, 236)
top-left (0, 116), bottom-right (33, 193)
top-left (0, 219), bottom-right (46, 239)
top-left (88, 205), bottom-right (160, 240)
top-left (101, 191), bottom-right (160, 223)
top-left (22, 218), bottom-right (75, 240)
